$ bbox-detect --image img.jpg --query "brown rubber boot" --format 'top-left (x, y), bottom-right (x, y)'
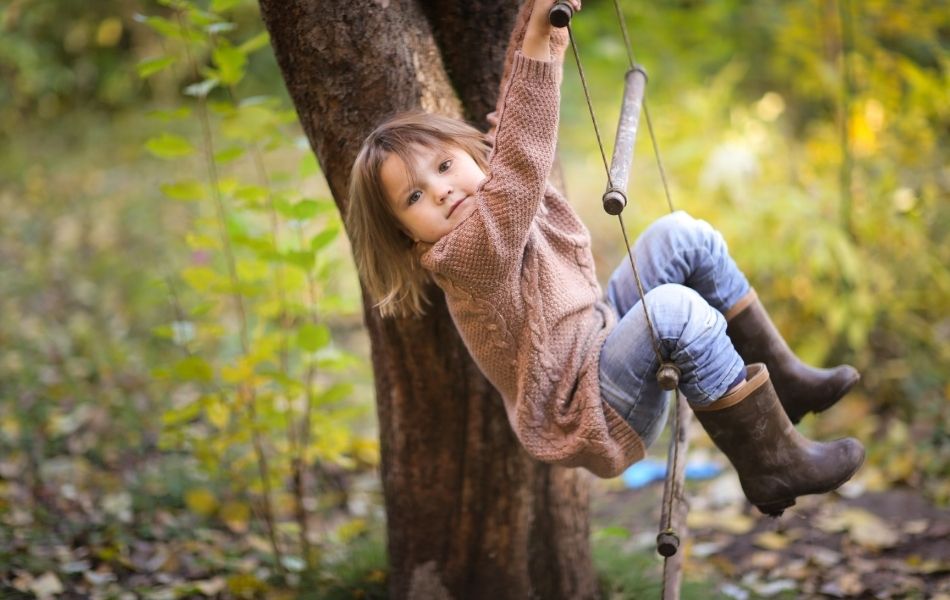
top-left (725, 289), bottom-right (860, 424)
top-left (693, 363), bottom-right (865, 516)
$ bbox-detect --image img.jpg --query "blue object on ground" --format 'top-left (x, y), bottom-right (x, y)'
top-left (621, 457), bottom-right (723, 489)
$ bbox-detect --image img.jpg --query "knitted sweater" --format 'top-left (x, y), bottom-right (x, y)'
top-left (418, 52), bottom-right (645, 478)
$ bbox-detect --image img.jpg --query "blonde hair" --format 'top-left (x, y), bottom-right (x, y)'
top-left (346, 111), bottom-right (491, 318)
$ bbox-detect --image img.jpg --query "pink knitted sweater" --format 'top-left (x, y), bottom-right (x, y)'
top-left (418, 51), bottom-right (645, 478)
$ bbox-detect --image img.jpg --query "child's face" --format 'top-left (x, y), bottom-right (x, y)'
top-left (380, 143), bottom-right (486, 244)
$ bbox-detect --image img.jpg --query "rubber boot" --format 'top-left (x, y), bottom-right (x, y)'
top-left (692, 363), bottom-right (864, 516)
top-left (725, 289), bottom-right (860, 424)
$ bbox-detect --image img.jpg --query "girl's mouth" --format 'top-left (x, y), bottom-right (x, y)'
top-left (448, 196), bottom-right (467, 217)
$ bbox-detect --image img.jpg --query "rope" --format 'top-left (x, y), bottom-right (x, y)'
top-left (610, 0), bottom-right (676, 214)
top-left (565, 7), bottom-right (686, 596)
top-left (567, 27), bottom-right (614, 189)
top-left (566, 24), bottom-right (665, 370)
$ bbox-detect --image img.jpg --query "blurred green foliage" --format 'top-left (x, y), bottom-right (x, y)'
top-left (138, 0), bottom-right (375, 578)
top-left (0, 0), bottom-right (947, 595)
top-left (562, 0), bottom-right (948, 502)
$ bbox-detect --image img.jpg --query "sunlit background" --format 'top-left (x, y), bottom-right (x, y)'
top-left (0, 0), bottom-right (947, 597)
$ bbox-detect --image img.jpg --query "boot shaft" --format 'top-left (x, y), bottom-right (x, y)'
top-left (692, 363), bottom-right (865, 515)
top-left (725, 289), bottom-right (860, 423)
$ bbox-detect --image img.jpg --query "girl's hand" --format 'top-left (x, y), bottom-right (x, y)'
top-left (522, 0), bottom-right (581, 61)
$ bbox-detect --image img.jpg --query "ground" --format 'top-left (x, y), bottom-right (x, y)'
top-left (591, 461), bottom-right (950, 599)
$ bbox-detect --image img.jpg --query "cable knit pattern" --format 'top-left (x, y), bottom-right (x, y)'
top-left (419, 53), bottom-right (645, 478)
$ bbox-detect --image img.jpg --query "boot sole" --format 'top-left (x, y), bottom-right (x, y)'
top-left (755, 499), bottom-right (795, 517)
top-left (786, 369), bottom-right (861, 424)
top-left (752, 453), bottom-right (864, 518)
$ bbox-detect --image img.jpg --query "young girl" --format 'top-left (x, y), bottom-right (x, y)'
top-left (347, 0), bottom-right (863, 516)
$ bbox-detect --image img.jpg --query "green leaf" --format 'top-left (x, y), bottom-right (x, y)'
top-left (291, 200), bottom-right (322, 220)
top-left (163, 400), bottom-right (203, 427)
top-left (186, 7), bottom-right (220, 28)
top-left (298, 152), bottom-right (319, 177)
top-left (234, 185), bottom-right (268, 205)
top-left (152, 324), bottom-right (174, 340)
top-left (311, 225), bottom-right (340, 252)
top-left (137, 56), bottom-right (176, 78)
top-left (235, 258), bottom-right (269, 282)
top-left (185, 232), bottom-right (220, 250)
top-left (221, 104), bottom-right (278, 141)
top-left (147, 106), bottom-right (191, 121)
top-left (283, 250), bottom-right (315, 270)
top-left (595, 526), bottom-right (632, 539)
top-left (145, 133), bottom-right (194, 159)
top-left (238, 31), bottom-right (270, 54)
top-left (315, 349), bottom-right (360, 372)
top-left (214, 146), bottom-right (245, 164)
top-left (173, 356), bottom-right (214, 382)
top-left (315, 383), bottom-right (354, 406)
top-left (212, 0), bottom-right (243, 12)
top-left (297, 323), bottom-right (331, 352)
top-left (160, 180), bottom-right (206, 201)
top-left (181, 266), bottom-right (221, 293)
top-left (213, 42), bottom-right (247, 86)
top-left (137, 14), bottom-right (203, 43)
top-left (156, 0), bottom-right (189, 9)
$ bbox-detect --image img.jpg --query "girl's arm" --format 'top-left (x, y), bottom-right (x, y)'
top-left (486, 0), bottom-right (577, 139)
top-left (522, 0), bottom-right (577, 60)
top-left (425, 1), bottom-right (580, 283)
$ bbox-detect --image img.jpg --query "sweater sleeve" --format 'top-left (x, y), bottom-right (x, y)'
top-left (422, 53), bottom-right (561, 286)
top-left (486, 0), bottom-right (568, 143)
top-left (482, 53), bottom-right (561, 252)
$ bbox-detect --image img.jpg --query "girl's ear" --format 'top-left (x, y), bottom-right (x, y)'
top-left (394, 221), bottom-right (414, 242)
top-left (396, 223), bottom-right (417, 244)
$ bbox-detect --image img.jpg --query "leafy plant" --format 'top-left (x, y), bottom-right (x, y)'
top-left (138, 0), bottom-right (373, 580)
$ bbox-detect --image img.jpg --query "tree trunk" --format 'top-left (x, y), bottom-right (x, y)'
top-left (258, 2), bottom-right (598, 598)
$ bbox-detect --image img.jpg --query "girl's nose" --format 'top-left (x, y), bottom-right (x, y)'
top-left (438, 185), bottom-right (452, 204)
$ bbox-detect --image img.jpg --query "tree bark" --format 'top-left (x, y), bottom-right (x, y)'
top-left (258, 2), bottom-right (598, 598)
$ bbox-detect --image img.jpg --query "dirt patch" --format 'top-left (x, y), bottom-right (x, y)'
top-left (591, 478), bottom-right (950, 598)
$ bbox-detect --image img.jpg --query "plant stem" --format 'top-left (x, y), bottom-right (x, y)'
top-left (176, 11), bottom-right (285, 576)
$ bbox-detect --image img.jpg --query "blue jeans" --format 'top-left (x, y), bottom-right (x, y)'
top-left (599, 211), bottom-right (751, 449)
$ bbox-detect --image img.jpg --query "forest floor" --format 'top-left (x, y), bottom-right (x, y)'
top-left (590, 460), bottom-right (950, 599)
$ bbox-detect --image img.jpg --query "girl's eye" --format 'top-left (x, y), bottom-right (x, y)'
top-left (439, 160), bottom-right (452, 173)
top-left (407, 191), bottom-right (422, 205)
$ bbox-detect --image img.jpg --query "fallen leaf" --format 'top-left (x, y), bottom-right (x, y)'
top-left (84, 568), bottom-right (117, 586)
top-left (747, 550), bottom-right (780, 570)
top-left (847, 513), bottom-right (900, 550)
top-left (227, 572), bottom-right (266, 597)
top-left (902, 519), bottom-right (928, 535)
top-left (101, 491), bottom-right (133, 523)
top-left (816, 507), bottom-right (899, 549)
top-left (904, 555), bottom-right (948, 574)
top-left (884, 450), bottom-right (917, 482)
top-left (61, 559), bottom-right (92, 573)
top-left (692, 540), bottom-right (727, 558)
top-left (772, 558), bottom-right (808, 581)
top-left (720, 582), bottom-right (750, 600)
top-left (12, 571), bottom-right (33, 592)
top-left (220, 501), bottom-right (251, 534)
top-left (820, 571), bottom-right (865, 597)
top-left (185, 487), bottom-right (219, 517)
top-left (30, 572), bottom-right (64, 600)
top-left (753, 531), bottom-right (793, 551)
top-left (688, 508), bottom-right (755, 534)
top-left (195, 576), bottom-right (227, 595)
top-left (748, 579), bottom-right (797, 597)
top-left (800, 545), bottom-right (841, 568)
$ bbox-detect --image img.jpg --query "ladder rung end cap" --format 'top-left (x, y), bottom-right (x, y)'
top-left (602, 189), bottom-right (627, 215)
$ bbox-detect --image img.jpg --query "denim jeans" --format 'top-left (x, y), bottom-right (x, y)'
top-left (599, 211), bottom-right (751, 449)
